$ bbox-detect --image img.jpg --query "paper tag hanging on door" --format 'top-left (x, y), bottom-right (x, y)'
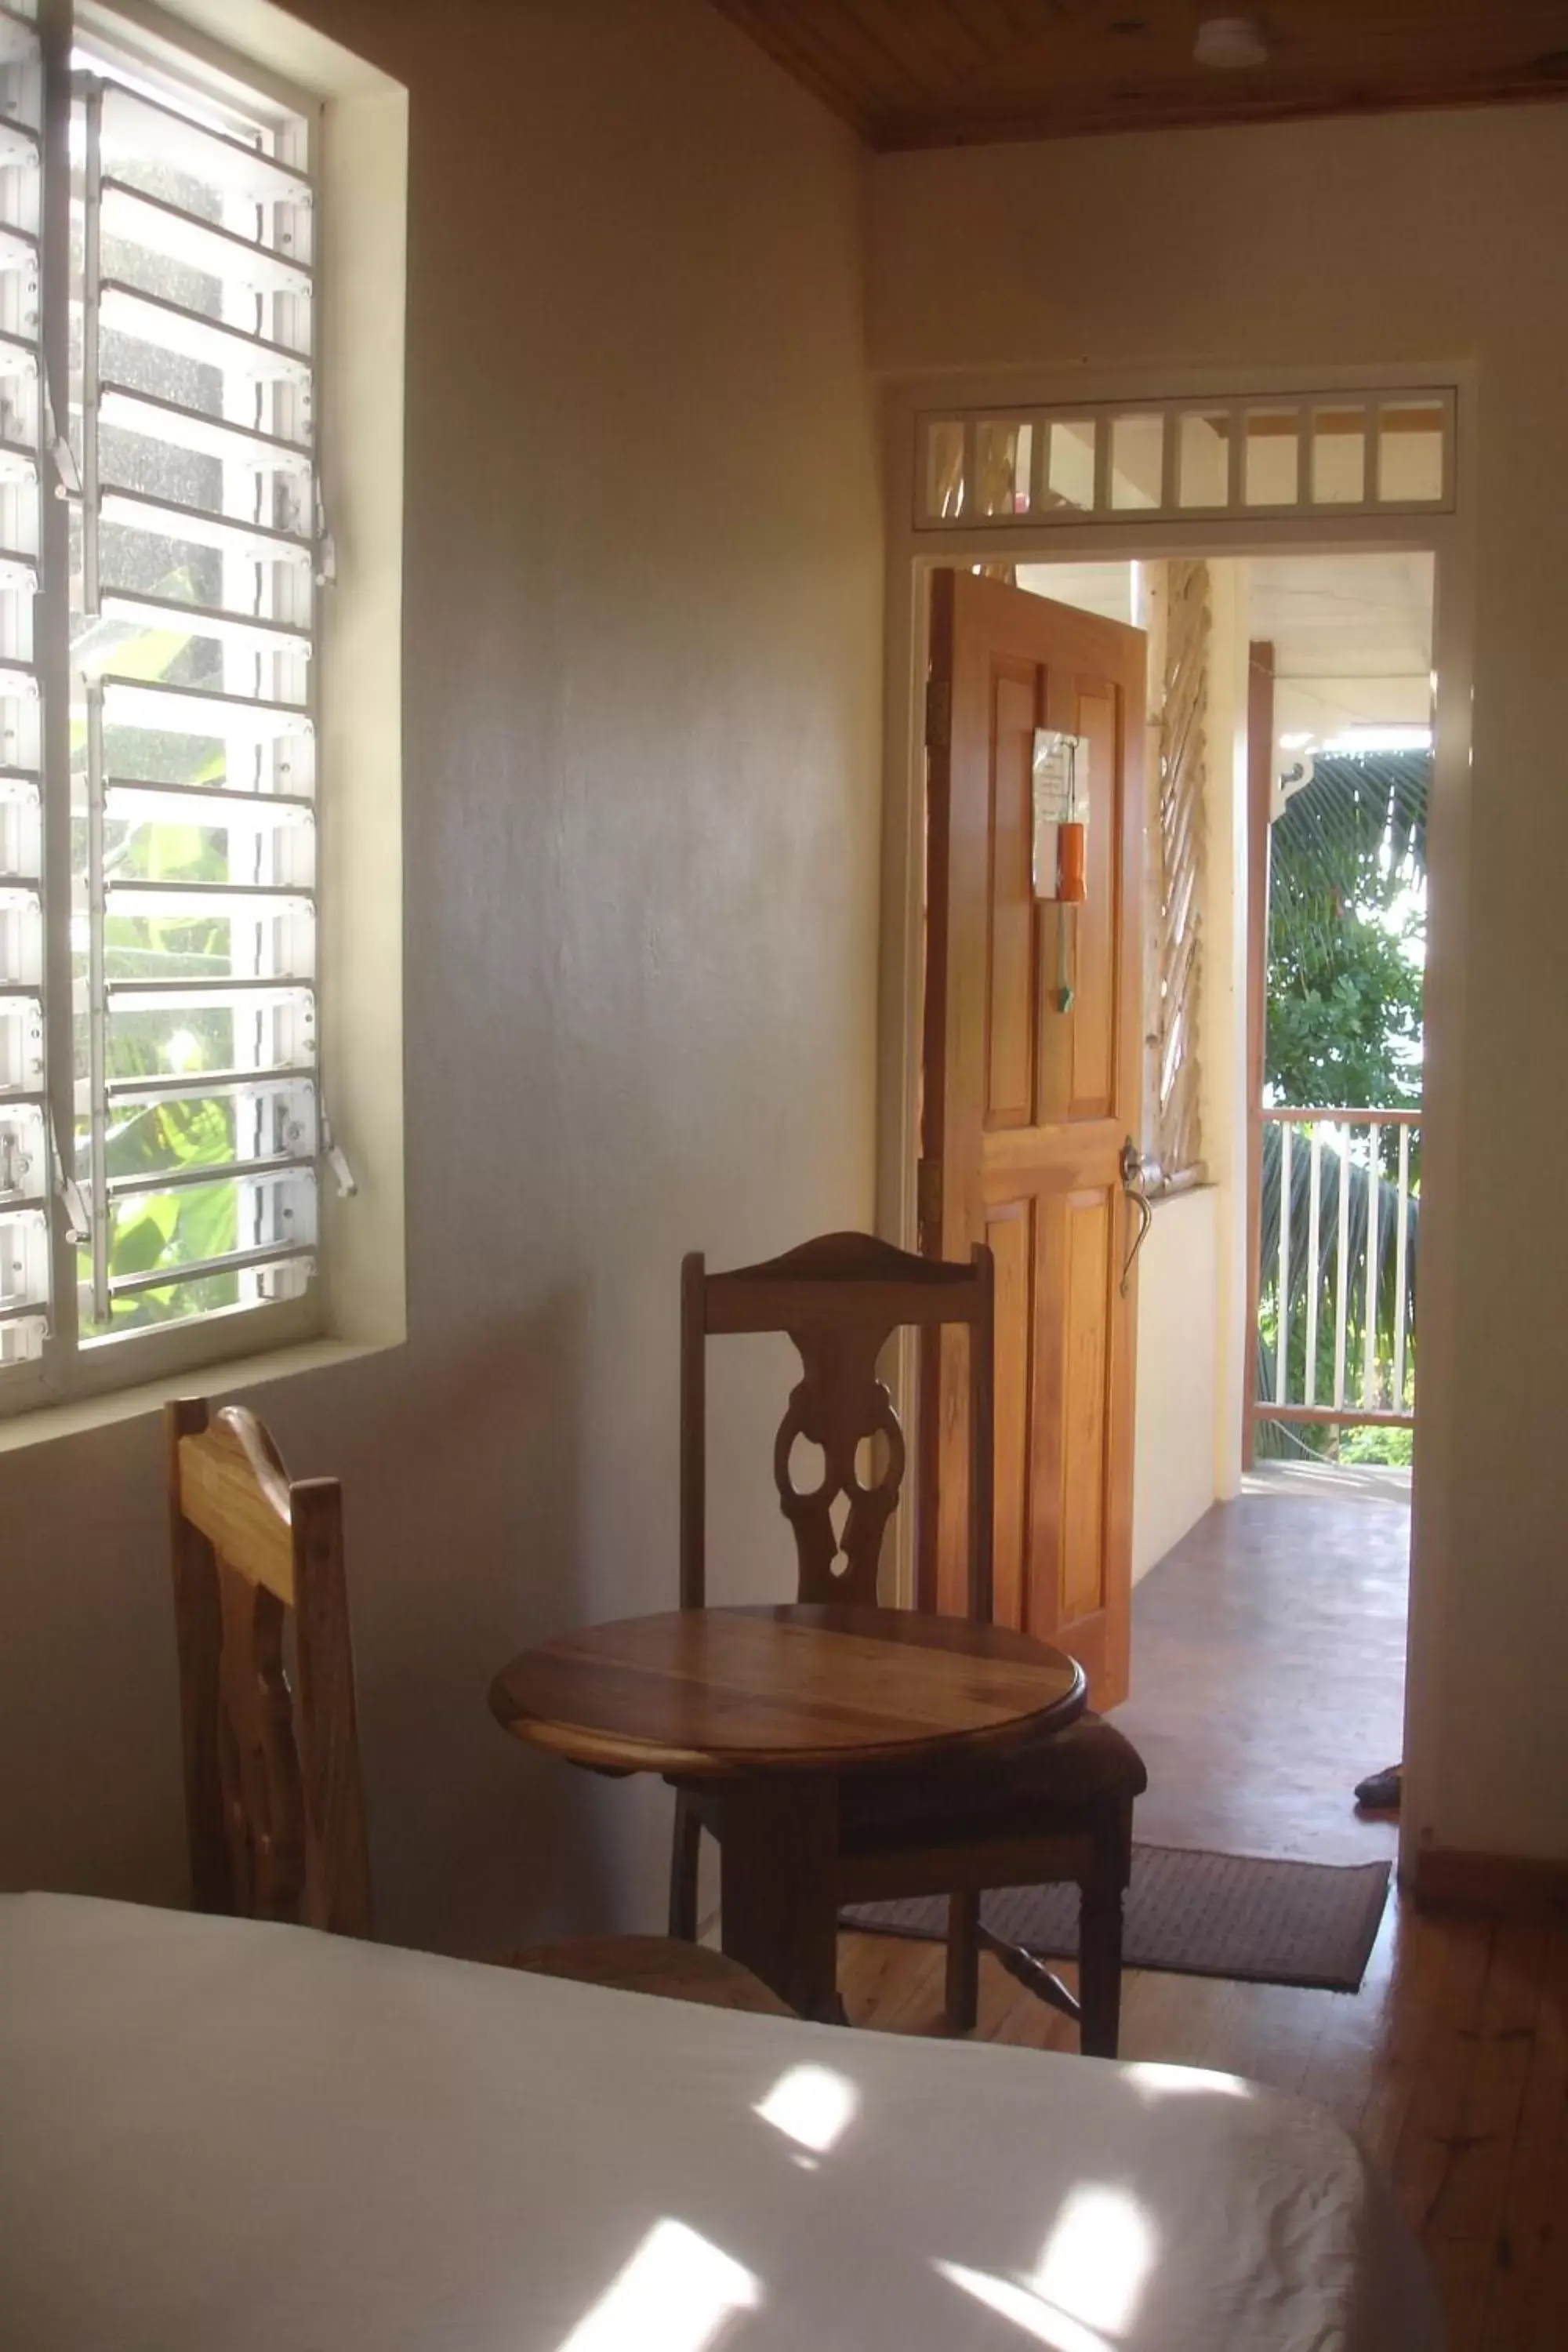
top-left (1032, 730), bottom-right (1090, 899)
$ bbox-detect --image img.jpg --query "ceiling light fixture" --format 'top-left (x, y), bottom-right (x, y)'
top-left (1194, 16), bottom-right (1269, 70)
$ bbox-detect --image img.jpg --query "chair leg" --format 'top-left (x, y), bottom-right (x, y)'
top-left (669, 1789), bottom-right (702, 1940)
top-left (1077, 1879), bottom-right (1125, 2058)
top-left (945, 1890), bottom-right (981, 2034)
top-left (1078, 1799), bottom-right (1134, 2060)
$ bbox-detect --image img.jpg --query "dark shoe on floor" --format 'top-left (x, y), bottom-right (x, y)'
top-left (1355, 1762), bottom-right (1402, 1811)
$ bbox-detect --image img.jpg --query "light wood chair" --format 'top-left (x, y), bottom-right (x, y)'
top-left (668, 1231), bottom-right (1147, 2055)
top-left (166, 1399), bottom-right (790, 2015)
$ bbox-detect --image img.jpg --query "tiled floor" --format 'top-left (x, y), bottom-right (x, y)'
top-left (1112, 1460), bottom-right (1409, 1866)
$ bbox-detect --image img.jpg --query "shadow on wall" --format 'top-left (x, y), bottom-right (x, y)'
top-left (2, 1411), bottom-right (186, 1911)
top-left (249, 1286), bottom-right (635, 1959)
top-left (0, 1287), bottom-right (637, 1963)
top-left (0, 1254), bottom-right (866, 1962)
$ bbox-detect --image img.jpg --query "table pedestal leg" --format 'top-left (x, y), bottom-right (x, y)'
top-left (713, 1774), bottom-right (840, 2024)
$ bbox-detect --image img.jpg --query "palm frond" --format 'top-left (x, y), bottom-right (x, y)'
top-left (1274, 750), bottom-right (1428, 891)
top-left (1272, 751), bottom-right (1428, 968)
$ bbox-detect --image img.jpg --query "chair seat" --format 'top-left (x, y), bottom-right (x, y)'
top-left (840, 1714), bottom-right (1147, 1851)
top-left (507, 1933), bottom-right (795, 2017)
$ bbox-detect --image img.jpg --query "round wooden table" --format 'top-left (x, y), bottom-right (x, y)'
top-left (490, 1603), bottom-right (1086, 2020)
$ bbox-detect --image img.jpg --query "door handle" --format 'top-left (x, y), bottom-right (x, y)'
top-left (1119, 1138), bottom-right (1152, 1298)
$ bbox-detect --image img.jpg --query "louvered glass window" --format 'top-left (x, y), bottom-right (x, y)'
top-left (0, 0), bottom-right (48, 1370)
top-left (2, 0), bottom-right (332, 1408)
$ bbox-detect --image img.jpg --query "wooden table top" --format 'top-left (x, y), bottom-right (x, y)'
top-left (489, 1604), bottom-right (1087, 1778)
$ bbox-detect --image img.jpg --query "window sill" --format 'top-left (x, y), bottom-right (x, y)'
top-left (1145, 1166), bottom-right (1212, 1205)
top-left (0, 1335), bottom-right (399, 1456)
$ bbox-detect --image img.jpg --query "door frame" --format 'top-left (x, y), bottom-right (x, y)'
top-left (875, 360), bottom-right (1479, 1893)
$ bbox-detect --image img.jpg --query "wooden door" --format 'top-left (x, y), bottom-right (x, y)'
top-left (919, 569), bottom-right (1145, 1707)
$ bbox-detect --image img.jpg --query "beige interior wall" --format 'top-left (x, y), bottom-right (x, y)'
top-left (0, 0), bottom-right (883, 1952)
top-left (1131, 1187), bottom-right (1218, 1584)
top-left (869, 106), bottom-right (1568, 1867)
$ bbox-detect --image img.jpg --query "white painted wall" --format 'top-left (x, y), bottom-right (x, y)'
top-left (1204, 561), bottom-right (1251, 1508)
top-left (1129, 560), bottom-right (1248, 1582)
top-left (0, 0), bottom-right (883, 1955)
top-left (1131, 1187), bottom-right (1218, 1584)
top-left (869, 105), bottom-right (1568, 1870)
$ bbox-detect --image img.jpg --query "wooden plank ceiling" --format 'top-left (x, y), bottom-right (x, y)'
top-left (711, 2), bottom-right (1568, 148)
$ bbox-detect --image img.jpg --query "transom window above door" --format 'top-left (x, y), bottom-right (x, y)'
top-left (919, 392), bottom-right (1456, 530)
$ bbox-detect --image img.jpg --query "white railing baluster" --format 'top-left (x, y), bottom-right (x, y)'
top-left (1305, 1123), bottom-right (1322, 1407)
top-left (1333, 1121), bottom-right (1351, 1410)
top-left (1363, 1122), bottom-right (1380, 1407)
top-left (1275, 1119), bottom-right (1291, 1406)
top-left (1392, 1123), bottom-right (1410, 1410)
top-left (1254, 1107), bottom-right (1418, 1437)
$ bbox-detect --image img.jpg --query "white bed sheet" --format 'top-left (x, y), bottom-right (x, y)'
top-left (0, 1893), bottom-right (1441, 2352)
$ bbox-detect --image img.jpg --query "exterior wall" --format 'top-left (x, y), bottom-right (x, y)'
top-left (1131, 1186), bottom-right (1218, 1584)
top-left (0, 0), bottom-right (884, 1953)
top-left (869, 106), bottom-right (1568, 1868)
top-left (1203, 561), bottom-right (1251, 1508)
top-left (1132, 559), bottom-right (1248, 1584)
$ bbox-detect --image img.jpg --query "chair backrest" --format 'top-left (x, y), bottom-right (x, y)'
top-left (680, 1230), bottom-right (993, 1617)
top-left (165, 1399), bottom-right (372, 1938)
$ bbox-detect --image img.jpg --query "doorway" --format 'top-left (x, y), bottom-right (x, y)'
top-left (914, 546), bottom-right (1434, 1867)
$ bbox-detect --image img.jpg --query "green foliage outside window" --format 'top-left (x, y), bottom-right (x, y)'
top-left (76, 605), bottom-right (245, 1330)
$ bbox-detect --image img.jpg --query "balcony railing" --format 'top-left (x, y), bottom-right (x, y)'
top-left (1251, 1107), bottom-right (1420, 1435)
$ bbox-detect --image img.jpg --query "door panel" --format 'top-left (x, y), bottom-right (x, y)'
top-left (921, 569), bottom-right (1145, 1707)
top-left (1060, 1190), bottom-right (1112, 1624)
top-left (987, 1196), bottom-right (1034, 1632)
top-left (985, 665), bottom-right (1040, 1129)
top-left (1068, 684), bottom-right (1120, 1116)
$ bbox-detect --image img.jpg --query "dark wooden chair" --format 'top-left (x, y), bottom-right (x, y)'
top-left (166, 1398), bottom-right (790, 2015)
top-left (668, 1232), bottom-right (1147, 2055)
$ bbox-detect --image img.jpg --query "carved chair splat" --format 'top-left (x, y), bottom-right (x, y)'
top-left (681, 1229), bottom-right (993, 1616)
top-left (773, 1320), bottom-right (907, 1607)
top-left (671, 1229), bottom-right (1147, 2056)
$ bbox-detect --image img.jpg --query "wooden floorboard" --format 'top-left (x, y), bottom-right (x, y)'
top-left (1481, 1926), bottom-right (1568, 2350)
top-left (830, 1471), bottom-right (1562, 2346)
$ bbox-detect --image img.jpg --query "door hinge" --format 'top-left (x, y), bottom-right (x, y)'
top-left (924, 677), bottom-right (952, 752)
top-left (916, 1155), bottom-right (943, 1238)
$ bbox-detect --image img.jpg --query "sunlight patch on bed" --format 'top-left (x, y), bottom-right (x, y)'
top-left (1035, 2185), bottom-right (1156, 2335)
top-left (553, 2220), bottom-right (760, 2352)
top-left (937, 2181), bottom-right (1158, 2350)
top-left (1122, 2061), bottom-right (1254, 2101)
top-left (936, 2260), bottom-right (1117, 2352)
top-left (753, 2063), bottom-right (860, 2154)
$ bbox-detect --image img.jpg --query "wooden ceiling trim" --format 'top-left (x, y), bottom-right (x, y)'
top-left (802, 2), bottom-right (947, 107)
top-left (721, 0), bottom-right (921, 131)
top-left (878, 71), bottom-right (1568, 152)
top-left (712, 1), bottom-right (1568, 151)
top-left (715, 7), bottom-right (871, 129)
top-left (850, 0), bottom-right (1025, 89)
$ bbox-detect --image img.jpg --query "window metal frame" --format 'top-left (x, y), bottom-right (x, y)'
top-left (2, 0), bottom-right (332, 1420)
